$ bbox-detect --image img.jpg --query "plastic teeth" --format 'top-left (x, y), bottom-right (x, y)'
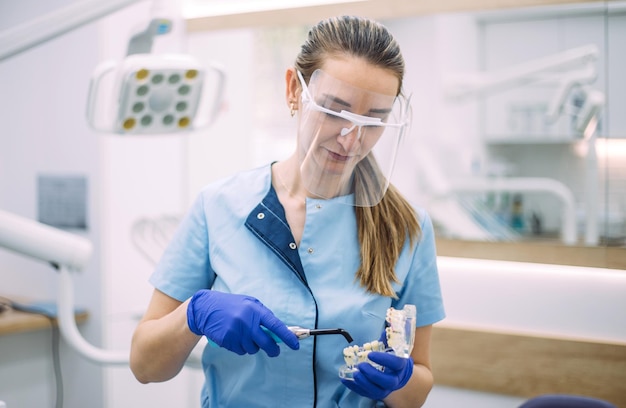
top-left (385, 305), bottom-right (417, 357)
top-left (385, 307), bottom-right (407, 350)
top-left (342, 340), bottom-right (385, 368)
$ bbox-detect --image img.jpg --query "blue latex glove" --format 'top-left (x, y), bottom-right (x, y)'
top-left (186, 289), bottom-right (300, 357)
top-left (341, 352), bottom-right (414, 401)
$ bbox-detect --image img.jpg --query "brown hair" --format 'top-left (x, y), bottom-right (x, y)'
top-left (295, 16), bottom-right (420, 297)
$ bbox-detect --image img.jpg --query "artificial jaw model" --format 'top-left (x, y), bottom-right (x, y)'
top-left (339, 304), bottom-right (416, 380)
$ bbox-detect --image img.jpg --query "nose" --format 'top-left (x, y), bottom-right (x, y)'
top-left (337, 125), bottom-right (361, 152)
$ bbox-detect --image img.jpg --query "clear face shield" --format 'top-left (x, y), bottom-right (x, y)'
top-left (296, 69), bottom-right (411, 207)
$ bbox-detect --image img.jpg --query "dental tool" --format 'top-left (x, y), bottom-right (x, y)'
top-left (288, 326), bottom-right (354, 343)
top-left (208, 325), bottom-right (354, 348)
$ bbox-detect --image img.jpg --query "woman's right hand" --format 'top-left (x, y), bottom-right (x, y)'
top-left (186, 289), bottom-right (300, 357)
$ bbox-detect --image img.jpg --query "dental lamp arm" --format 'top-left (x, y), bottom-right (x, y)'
top-left (58, 265), bottom-right (130, 364)
top-left (0, 0), bottom-right (142, 63)
top-left (0, 209), bottom-right (129, 364)
top-left (0, 209), bottom-right (92, 271)
top-left (127, 18), bottom-right (173, 56)
top-left (445, 44), bottom-right (599, 101)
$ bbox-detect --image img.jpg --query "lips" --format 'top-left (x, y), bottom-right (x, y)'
top-left (327, 150), bottom-right (350, 161)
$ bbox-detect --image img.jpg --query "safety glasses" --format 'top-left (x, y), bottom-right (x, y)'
top-left (297, 70), bottom-right (409, 139)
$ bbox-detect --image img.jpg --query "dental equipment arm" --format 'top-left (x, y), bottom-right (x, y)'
top-left (445, 44), bottom-right (599, 101)
top-left (0, 0), bottom-right (142, 62)
top-left (0, 209), bottom-right (129, 364)
top-left (0, 209), bottom-right (92, 271)
top-left (446, 177), bottom-right (577, 245)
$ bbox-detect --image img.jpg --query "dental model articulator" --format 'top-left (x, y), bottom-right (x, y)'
top-left (339, 304), bottom-right (416, 380)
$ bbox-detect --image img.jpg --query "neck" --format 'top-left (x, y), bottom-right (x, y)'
top-left (274, 161), bottom-right (308, 203)
top-left (274, 156), bottom-right (354, 202)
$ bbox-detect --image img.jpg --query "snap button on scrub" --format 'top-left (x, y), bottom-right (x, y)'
top-left (289, 242), bottom-right (297, 249)
top-left (307, 248), bottom-right (314, 254)
top-left (257, 212), bottom-right (265, 219)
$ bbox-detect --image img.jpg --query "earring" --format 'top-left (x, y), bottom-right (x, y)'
top-left (290, 103), bottom-right (297, 117)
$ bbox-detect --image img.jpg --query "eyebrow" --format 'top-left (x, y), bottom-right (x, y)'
top-left (320, 93), bottom-right (392, 115)
top-left (322, 93), bottom-right (351, 108)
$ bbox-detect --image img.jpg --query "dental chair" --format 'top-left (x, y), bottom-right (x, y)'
top-left (519, 395), bottom-right (617, 408)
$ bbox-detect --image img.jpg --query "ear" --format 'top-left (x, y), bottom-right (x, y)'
top-left (285, 67), bottom-right (301, 109)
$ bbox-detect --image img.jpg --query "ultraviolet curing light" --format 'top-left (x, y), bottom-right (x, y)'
top-left (208, 326), bottom-right (353, 348)
top-left (289, 326), bottom-right (353, 343)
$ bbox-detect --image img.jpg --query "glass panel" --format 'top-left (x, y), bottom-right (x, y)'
top-left (605, 2), bottom-right (626, 247)
top-left (383, 3), bottom-right (624, 248)
top-left (428, 6), bottom-right (609, 246)
top-left (187, 1), bottom-right (626, 251)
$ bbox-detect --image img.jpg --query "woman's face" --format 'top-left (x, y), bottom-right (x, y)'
top-left (298, 57), bottom-right (400, 177)
top-left (293, 55), bottom-right (403, 203)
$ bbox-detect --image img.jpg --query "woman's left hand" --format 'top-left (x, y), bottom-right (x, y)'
top-left (341, 351), bottom-right (413, 401)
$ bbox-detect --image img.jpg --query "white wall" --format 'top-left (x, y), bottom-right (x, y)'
top-left (437, 257), bottom-right (626, 343)
top-left (185, 28), bottom-right (257, 200)
top-left (385, 14), bottom-right (483, 200)
top-left (0, 1), bottom-right (106, 407)
top-left (0, 0), bottom-right (101, 306)
top-left (1, 1), bottom-right (204, 407)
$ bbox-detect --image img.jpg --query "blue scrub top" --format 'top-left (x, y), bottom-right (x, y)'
top-left (150, 163), bottom-right (445, 408)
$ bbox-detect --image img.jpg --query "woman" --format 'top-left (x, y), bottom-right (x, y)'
top-left (130, 15), bottom-right (445, 408)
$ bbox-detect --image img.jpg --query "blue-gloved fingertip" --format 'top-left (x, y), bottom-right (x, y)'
top-left (285, 337), bottom-right (300, 350)
top-left (367, 351), bottom-right (413, 371)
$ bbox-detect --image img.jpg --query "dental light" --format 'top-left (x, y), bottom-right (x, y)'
top-left (86, 17), bottom-right (225, 135)
top-left (0, 0), bottom-right (225, 135)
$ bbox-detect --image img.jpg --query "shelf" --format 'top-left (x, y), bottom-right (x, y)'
top-left (485, 136), bottom-right (582, 145)
top-left (432, 325), bottom-right (626, 406)
top-left (436, 237), bottom-right (626, 270)
top-left (0, 302), bottom-right (89, 336)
